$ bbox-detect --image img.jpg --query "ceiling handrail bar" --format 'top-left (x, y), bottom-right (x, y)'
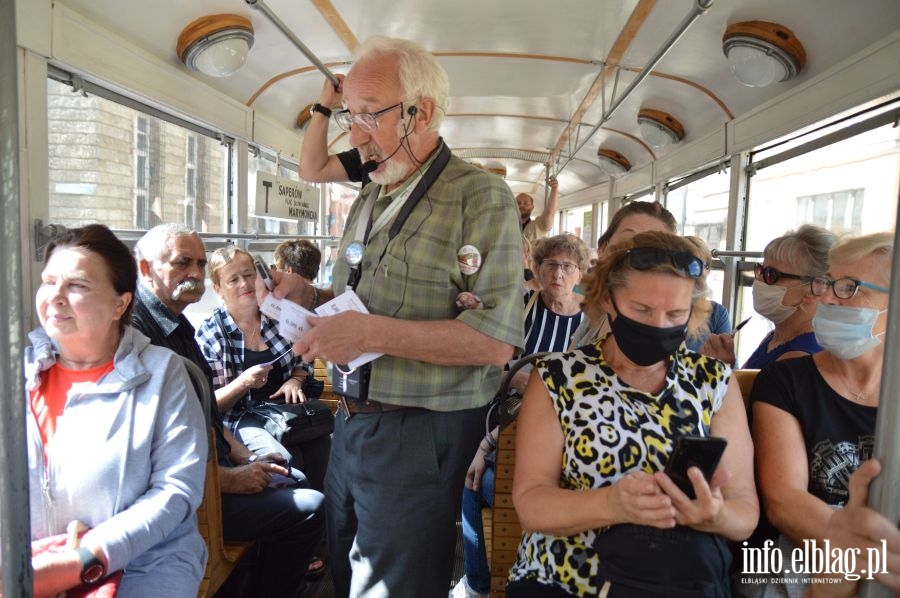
top-left (559, 0), bottom-right (715, 173)
top-left (245, 0), bottom-right (340, 88)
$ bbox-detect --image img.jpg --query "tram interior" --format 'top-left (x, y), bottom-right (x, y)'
top-left (5, 0), bottom-right (900, 595)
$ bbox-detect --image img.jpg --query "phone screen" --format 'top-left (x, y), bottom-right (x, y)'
top-left (663, 435), bottom-right (727, 499)
top-left (254, 255), bottom-right (274, 291)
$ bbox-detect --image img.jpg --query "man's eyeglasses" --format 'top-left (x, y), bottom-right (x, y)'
top-left (810, 276), bottom-right (889, 299)
top-left (539, 260), bottom-right (579, 276)
top-left (624, 247), bottom-right (706, 279)
top-left (333, 102), bottom-right (403, 133)
top-left (754, 263), bottom-right (810, 286)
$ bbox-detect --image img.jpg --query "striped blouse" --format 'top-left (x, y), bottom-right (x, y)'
top-left (523, 290), bottom-right (584, 356)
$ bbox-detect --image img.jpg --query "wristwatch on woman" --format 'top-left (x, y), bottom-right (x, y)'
top-left (75, 547), bottom-right (106, 585)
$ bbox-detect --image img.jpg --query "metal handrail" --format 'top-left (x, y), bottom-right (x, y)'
top-left (245, 0), bottom-right (340, 87)
top-left (559, 0), bottom-right (715, 172)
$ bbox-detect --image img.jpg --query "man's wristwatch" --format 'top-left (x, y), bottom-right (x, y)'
top-left (310, 103), bottom-right (332, 118)
top-left (75, 546), bottom-right (106, 585)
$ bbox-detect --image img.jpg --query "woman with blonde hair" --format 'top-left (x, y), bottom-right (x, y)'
top-left (508, 231), bottom-right (757, 597)
top-left (750, 231), bottom-right (893, 597)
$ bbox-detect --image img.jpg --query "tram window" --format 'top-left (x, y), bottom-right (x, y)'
top-left (320, 182), bottom-right (360, 286)
top-left (47, 79), bottom-right (228, 232)
top-left (746, 121), bottom-right (899, 249)
top-left (666, 168), bottom-right (732, 305)
top-left (562, 205), bottom-right (592, 244)
top-left (248, 150), bottom-right (318, 237)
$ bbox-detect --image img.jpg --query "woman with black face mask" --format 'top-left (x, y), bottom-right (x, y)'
top-left (507, 231), bottom-right (758, 598)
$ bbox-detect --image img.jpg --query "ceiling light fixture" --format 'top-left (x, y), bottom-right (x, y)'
top-left (722, 20), bottom-right (806, 88)
top-left (637, 109), bottom-right (685, 148)
top-left (296, 103), bottom-right (314, 129)
top-left (177, 14), bottom-right (254, 78)
top-left (596, 149), bottom-right (631, 176)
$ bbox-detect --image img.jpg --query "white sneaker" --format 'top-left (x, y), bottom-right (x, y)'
top-left (450, 576), bottom-right (489, 598)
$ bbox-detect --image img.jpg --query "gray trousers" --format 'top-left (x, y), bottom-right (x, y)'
top-left (325, 404), bottom-right (486, 598)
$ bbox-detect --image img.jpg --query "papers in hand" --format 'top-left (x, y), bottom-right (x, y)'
top-left (316, 290), bottom-right (383, 370)
top-left (268, 289), bottom-right (383, 370)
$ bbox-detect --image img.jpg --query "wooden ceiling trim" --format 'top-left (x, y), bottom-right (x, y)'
top-left (434, 51), bottom-right (594, 65)
top-left (624, 68), bottom-right (734, 118)
top-left (309, 0), bottom-right (359, 53)
top-left (546, 0), bottom-right (657, 175)
top-left (246, 61), bottom-right (351, 106)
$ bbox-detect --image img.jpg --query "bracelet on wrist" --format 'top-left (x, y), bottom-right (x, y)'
top-left (484, 433), bottom-right (497, 450)
top-left (247, 454), bottom-right (258, 464)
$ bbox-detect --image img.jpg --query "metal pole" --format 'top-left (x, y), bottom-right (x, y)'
top-left (860, 215), bottom-right (900, 598)
top-left (0, 0), bottom-right (31, 594)
top-left (561, 0), bottom-right (715, 170)
top-left (245, 0), bottom-right (340, 88)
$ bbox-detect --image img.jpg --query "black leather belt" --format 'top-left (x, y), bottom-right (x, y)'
top-left (338, 396), bottom-right (405, 419)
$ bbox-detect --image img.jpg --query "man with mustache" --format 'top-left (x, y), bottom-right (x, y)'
top-left (268, 36), bottom-right (523, 598)
top-left (131, 223), bottom-right (324, 597)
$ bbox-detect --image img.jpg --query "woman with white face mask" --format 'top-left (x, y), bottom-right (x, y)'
top-left (743, 225), bottom-right (837, 368)
top-left (748, 231), bottom-right (892, 596)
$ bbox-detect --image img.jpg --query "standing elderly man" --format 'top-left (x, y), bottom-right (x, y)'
top-left (517, 176), bottom-right (559, 243)
top-left (131, 223), bottom-right (325, 598)
top-left (269, 36), bottom-right (523, 597)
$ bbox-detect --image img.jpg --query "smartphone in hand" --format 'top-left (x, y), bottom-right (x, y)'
top-left (254, 255), bottom-right (274, 291)
top-left (663, 435), bottom-right (727, 499)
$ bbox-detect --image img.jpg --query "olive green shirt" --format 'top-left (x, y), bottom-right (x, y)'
top-left (332, 147), bottom-right (523, 410)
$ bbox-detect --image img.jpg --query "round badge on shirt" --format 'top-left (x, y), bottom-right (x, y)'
top-left (457, 245), bottom-right (482, 275)
top-left (344, 241), bottom-right (365, 266)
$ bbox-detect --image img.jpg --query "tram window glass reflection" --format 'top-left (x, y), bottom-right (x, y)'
top-left (47, 79), bottom-right (228, 232)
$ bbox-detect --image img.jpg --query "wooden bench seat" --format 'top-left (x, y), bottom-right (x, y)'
top-left (489, 419), bottom-right (522, 597)
top-left (197, 434), bottom-right (254, 598)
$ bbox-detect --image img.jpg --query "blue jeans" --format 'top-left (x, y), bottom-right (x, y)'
top-left (462, 464), bottom-right (495, 594)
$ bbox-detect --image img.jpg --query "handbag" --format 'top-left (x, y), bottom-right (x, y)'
top-left (592, 523), bottom-right (732, 597)
top-left (251, 399), bottom-right (335, 446)
top-left (31, 521), bottom-right (122, 597)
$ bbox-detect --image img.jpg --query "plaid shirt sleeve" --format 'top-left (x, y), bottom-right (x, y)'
top-left (260, 314), bottom-right (301, 383)
top-left (195, 315), bottom-right (230, 391)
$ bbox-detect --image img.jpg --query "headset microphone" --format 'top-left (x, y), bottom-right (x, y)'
top-left (360, 106), bottom-right (417, 175)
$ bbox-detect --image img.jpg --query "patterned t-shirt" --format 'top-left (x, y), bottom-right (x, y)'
top-left (751, 356), bottom-right (876, 506)
top-left (508, 337), bottom-right (731, 597)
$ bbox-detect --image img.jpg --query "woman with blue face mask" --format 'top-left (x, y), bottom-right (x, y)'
top-left (749, 231), bottom-right (893, 596)
top-left (742, 225), bottom-right (837, 369)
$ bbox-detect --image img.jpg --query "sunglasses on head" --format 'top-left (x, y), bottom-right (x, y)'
top-left (754, 263), bottom-right (811, 286)
top-left (623, 247), bottom-right (706, 278)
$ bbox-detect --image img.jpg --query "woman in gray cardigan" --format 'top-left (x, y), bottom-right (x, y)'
top-left (25, 224), bottom-right (207, 597)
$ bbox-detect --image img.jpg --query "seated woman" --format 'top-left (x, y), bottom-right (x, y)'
top-left (454, 234), bottom-right (589, 598)
top-left (196, 246), bottom-right (327, 489)
top-left (26, 224), bottom-right (207, 597)
top-left (508, 231), bottom-right (758, 597)
top-left (743, 224), bottom-right (836, 368)
top-left (750, 231), bottom-right (892, 596)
